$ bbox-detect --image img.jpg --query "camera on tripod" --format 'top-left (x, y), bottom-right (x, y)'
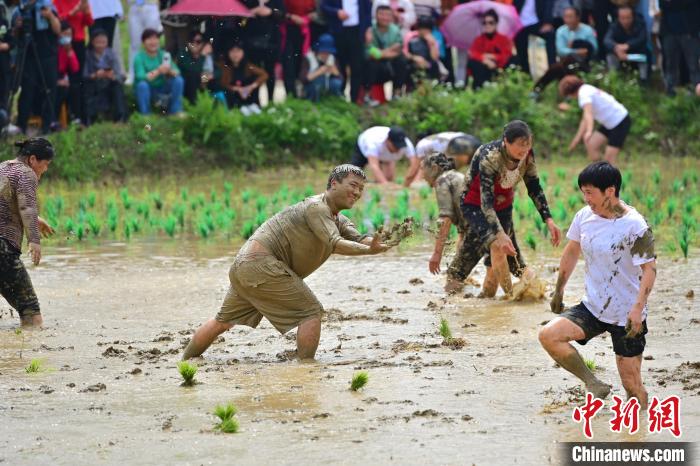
top-left (16, 0), bottom-right (49, 40)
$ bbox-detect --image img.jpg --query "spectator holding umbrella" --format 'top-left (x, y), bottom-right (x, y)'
top-left (467, 9), bottom-right (513, 89)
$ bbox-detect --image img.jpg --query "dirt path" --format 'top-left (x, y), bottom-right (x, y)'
top-left (1, 242), bottom-right (698, 465)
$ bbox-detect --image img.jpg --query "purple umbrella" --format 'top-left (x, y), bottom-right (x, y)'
top-left (440, 0), bottom-right (522, 50)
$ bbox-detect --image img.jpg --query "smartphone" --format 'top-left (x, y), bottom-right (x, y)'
top-left (162, 52), bottom-right (172, 66)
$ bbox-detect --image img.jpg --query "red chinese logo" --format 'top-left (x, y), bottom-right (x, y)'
top-left (609, 395), bottom-right (640, 434)
top-left (572, 392), bottom-right (604, 438)
top-left (648, 395), bottom-right (681, 437)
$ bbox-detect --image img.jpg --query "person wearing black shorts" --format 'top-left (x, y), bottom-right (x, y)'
top-left (559, 75), bottom-right (631, 165)
top-left (539, 162), bottom-right (656, 406)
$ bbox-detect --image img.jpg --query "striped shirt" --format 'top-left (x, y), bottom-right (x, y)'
top-left (0, 160), bottom-right (40, 252)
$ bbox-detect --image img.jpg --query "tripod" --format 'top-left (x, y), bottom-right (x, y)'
top-left (5, 22), bottom-right (56, 135)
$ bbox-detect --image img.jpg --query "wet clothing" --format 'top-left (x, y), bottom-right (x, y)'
top-left (447, 205), bottom-right (526, 281)
top-left (416, 132), bottom-right (467, 160)
top-left (461, 139), bottom-right (551, 247)
top-left (217, 194), bottom-right (366, 333)
top-left (567, 204), bottom-right (655, 325)
top-left (0, 161), bottom-right (41, 252)
top-left (561, 302), bottom-right (647, 357)
top-left (436, 169), bottom-right (525, 280)
top-left (0, 161), bottom-right (41, 318)
top-left (351, 126), bottom-right (416, 167)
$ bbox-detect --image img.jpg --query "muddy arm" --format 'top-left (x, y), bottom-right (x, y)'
top-left (627, 260), bottom-right (657, 335)
top-left (550, 239), bottom-right (581, 313)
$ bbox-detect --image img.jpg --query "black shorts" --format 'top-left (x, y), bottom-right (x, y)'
top-left (598, 114), bottom-right (631, 149)
top-left (561, 302), bottom-right (647, 357)
top-left (0, 237), bottom-right (40, 317)
top-left (350, 143), bottom-right (367, 168)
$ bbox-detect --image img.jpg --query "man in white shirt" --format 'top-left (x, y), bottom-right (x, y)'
top-left (539, 161), bottom-right (656, 407)
top-left (350, 126), bottom-right (417, 185)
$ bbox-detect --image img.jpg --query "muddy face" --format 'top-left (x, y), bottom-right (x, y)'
top-left (580, 185), bottom-right (618, 218)
top-left (328, 173), bottom-right (365, 210)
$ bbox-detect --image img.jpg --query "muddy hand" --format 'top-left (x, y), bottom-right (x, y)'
top-left (550, 291), bottom-right (564, 314)
top-left (38, 217), bottom-right (55, 238)
top-left (429, 252), bottom-right (441, 274)
top-left (28, 243), bottom-right (41, 266)
top-left (624, 316), bottom-right (643, 339)
top-left (369, 234), bottom-right (390, 254)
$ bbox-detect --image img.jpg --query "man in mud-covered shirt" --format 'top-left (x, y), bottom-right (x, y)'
top-left (183, 165), bottom-right (392, 361)
top-left (452, 120), bottom-right (561, 295)
top-left (540, 161), bottom-right (656, 407)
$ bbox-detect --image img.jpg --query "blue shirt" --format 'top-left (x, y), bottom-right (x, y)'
top-left (555, 23), bottom-right (597, 57)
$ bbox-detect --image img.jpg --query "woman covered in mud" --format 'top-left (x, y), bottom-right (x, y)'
top-left (450, 120), bottom-right (561, 296)
top-left (0, 138), bottom-right (56, 327)
top-left (540, 161), bottom-right (656, 406)
top-left (421, 153), bottom-right (525, 295)
top-left (183, 165), bottom-right (392, 361)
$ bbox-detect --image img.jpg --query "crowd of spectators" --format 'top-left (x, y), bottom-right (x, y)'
top-left (0, 0), bottom-right (697, 134)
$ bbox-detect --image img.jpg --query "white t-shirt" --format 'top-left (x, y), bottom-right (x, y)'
top-left (578, 84), bottom-right (629, 130)
top-left (520, 0), bottom-right (539, 27)
top-left (566, 204), bottom-right (655, 326)
top-left (357, 126), bottom-right (416, 162)
top-left (415, 132), bottom-right (465, 159)
top-left (341, 0), bottom-right (359, 26)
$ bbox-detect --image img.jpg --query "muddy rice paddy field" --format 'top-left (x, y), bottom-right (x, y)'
top-left (0, 239), bottom-right (698, 465)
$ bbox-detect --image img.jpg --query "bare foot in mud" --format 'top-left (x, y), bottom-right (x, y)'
top-left (586, 380), bottom-right (612, 399)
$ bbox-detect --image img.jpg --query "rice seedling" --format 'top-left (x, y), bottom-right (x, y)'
top-left (439, 317), bottom-right (452, 341)
top-left (124, 221), bottom-right (132, 240)
top-left (525, 232), bottom-right (537, 250)
top-left (672, 179), bottom-right (683, 194)
top-left (427, 203), bottom-right (438, 220)
top-left (540, 171), bottom-right (548, 185)
top-left (567, 194), bottom-right (579, 210)
top-left (87, 192), bottom-right (96, 208)
top-left (241, 189), bottom-right (253, 204)
top-left (210, 189), bottom-right (217, 203)
top-left (15, 328), bottom-right (24, 358)
top-left (644, 195), bottom-right (656, 214)
top-left (378, 218), bottom-right (414, 246)
top-left (666, 197), bottom-right (678, 219)
top-left (303, 185), bottom-right (314, 197)
top-left (556, 168), bottom-right (567, 180)
top-left (255, 195), bottom-right (268, 213)
top-left (86, 213), bottom-right (101, 237)
top-left (213, 403), bottom-right (239, 433)
top-left (75, 222), bottom-right (86, 241)
top-left (120, 188), bottom-right (132, 210)
top-left (419, 186), bottom-right (432, 199)
top-left (371, 210), bottom-right (385, 229)
top-left (651, 169), bottom-right (661, 186)
top-left (254, 211), bottom-right (267, 228)
top-left (241, 220), bottom-right (256, 239)
top-left (217, 418), bottom-right (239, 434)
top-left (370, 189), bottom-right (381, 204)
top-left (553, 185), bottom-right (561, 198)
top-left (679, 225), bottom-right (690, 259)
top-left (622, 170), bottom-right (632, 189)
top-left (223, 182), bottom-right (233, 196)
top-left (25, 358), bottom-right (41, 373)
top-left (177, 361), bottom-right (198, 386)
top-left (173, 204), bottom-right (186, 228)
top-left (584, 358), bottom-right (596, 372)
top-left (180, 188), bottom-right (189, 202)
top-left (152, 192), bottom-right (163, 210)
top-left (350, 371), bottom-right (369, 391)
top-left (163, 216), bottom-right (177, 237)
top-left (197, 221), bottom-right (210, 238)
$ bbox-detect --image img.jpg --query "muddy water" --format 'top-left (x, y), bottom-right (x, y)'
top-left (1, 241), bottom-right (698, 465)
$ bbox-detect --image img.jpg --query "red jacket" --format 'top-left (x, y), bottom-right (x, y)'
top-left (54, 0), bottom-right (94, 42)
top-left (468, 32), bottom-right (513, 69)
top-left (58, 46), bottom-right (80, 77)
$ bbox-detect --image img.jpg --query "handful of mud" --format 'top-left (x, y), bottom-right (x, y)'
top-left (511, 268), bottom-right (547, 301)
top-left (377, 218), bottom-right (414, 247)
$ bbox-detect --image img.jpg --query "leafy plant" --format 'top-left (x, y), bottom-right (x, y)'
top-left (213, 403), bottom-right (239, 433)
top-left (25, 359), bottom-right (41, 373)
top-left (350, 371), bottom-right (369, 391)
top-left (177, 361), bottom-right (198, 386)
top-left (584, 358), bottom-right (597, 372)
top-left (439, 318), bottom-right (452, 341)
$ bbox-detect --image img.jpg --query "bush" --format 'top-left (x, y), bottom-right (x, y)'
top-left (1, 71), bottom-right (696, 182)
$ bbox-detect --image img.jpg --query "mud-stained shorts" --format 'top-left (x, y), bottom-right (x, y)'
top-left (0, 238), bottom-right (40, 317)
top-left (447, 205), bottom-right (525, 281)
top-left (215, 254), bottom-right (323, 334)
top-left (561, 302), bottom-right (647, 357)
